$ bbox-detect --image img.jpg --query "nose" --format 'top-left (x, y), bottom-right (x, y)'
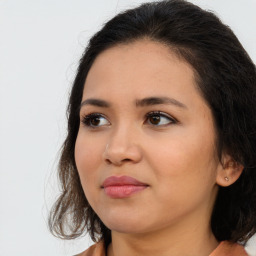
top-left (103, 126), bottom-right (143, 166)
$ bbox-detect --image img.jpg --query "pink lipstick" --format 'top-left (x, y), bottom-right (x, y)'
top-left (102, 176), bottom-right (148, 198)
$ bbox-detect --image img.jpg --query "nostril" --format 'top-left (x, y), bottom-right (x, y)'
top-left (104, 158), bottom-right (132, 165)
top-left (123, 159), bottom-right (131, 162)
top-left (105, 159), bottom-right (112, 164)
top-left (103, 143), bottom-right (142, 165)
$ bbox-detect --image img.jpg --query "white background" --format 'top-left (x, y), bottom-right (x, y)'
top-left (0, 0), bottom-right (256, 255)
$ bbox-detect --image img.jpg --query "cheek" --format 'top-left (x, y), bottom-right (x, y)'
top-left (74, 132), bottom-right (105, 209)
top-left (74, 132), bottom-right (105, 192)
top-left (146, 126), bottom-right (218, 189)
top-left (75, 130), bottom-right (104, 168)
top-left (146, 137), bottom-right (218, 218)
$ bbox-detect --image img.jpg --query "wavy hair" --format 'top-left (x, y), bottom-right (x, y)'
top-left (48, 0), bottom-right (256, 248)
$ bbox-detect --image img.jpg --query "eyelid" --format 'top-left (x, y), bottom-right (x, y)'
top-left (80, 111), bottom-right (178, 129)
top-left (81, 112), bottom-right (110, 128)
top-left (145, 111), bottom-right (177, 125)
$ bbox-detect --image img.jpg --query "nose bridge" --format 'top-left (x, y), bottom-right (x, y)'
top-left (103, 121), bottom-right (142, 165)
top-left (112, 120), bottom-right (134, 143)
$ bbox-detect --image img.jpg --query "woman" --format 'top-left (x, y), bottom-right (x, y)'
top-left (48, 0), bottom-right (256, 255)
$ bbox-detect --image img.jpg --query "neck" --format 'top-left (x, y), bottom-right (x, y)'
top-left (107, 216), bottom-right (219, 256)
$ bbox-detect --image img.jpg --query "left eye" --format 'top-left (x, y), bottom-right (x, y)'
top-left (146, 112), bottom-right (176, 126)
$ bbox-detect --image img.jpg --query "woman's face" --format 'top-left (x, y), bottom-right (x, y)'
top-left (75, 39), bottom-right (223, 235)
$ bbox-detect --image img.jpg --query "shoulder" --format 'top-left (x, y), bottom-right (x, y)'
top-left (75, 240), bottom-right (248, 256)
top-left (210, 241), bottom-right (248, 256)
top-left (74, 241), bottom-right (105, 256)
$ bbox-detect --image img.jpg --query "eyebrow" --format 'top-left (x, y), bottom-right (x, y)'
top-left (80, 96), bottom-right (187, 110)
top-left (135, 97), bottom-right (187, 109)
top-left (80, 98), bottom-right (111, 108)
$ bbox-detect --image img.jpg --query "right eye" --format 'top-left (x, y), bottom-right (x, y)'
top-left (81, 113), bottom-right (110, 128)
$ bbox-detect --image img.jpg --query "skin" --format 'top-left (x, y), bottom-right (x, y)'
top-left (75, 39), bottom-right (243, 256)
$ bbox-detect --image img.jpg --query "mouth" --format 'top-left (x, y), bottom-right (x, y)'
top-left (101, 175), bottom-right (149, 198)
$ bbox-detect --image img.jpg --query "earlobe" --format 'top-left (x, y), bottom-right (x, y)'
top-left (216, 156), bottom-right (244, 187)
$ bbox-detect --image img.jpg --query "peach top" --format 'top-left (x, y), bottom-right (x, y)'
top-left (76, 240), bottom-right (248, 256)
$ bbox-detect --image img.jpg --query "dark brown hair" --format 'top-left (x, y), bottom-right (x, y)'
top-left (48, 0), bottom-right (256, 247)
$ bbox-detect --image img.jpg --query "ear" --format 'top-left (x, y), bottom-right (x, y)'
top-left (216, 155), bottom-right (244, 187)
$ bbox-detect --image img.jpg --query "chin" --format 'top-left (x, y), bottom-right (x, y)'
top-left (105, 221), bottom-right (147, 234)
top-left (100, 210), bottom-right (150, 234)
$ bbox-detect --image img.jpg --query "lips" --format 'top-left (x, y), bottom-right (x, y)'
top-left (102, 175), bottom-right (149, 198)
top-left (102, 175), bottom-right (148, 187)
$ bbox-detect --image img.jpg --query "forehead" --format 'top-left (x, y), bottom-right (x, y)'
top-left (81, 39), bottom-right (215, 137)
top-left (83, 39), bottom-right (197, 98)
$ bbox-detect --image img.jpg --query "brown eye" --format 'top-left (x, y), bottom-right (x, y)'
top-left (82, 113), bottom-right (110, 128)
top-left (146, 112), bottom-right (176, 126)
top-left (91, 116), bottom-right (101, 126)
top-left (149, 115), bottom-right (161, 125)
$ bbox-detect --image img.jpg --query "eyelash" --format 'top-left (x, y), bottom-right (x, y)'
top-left (81, 111), bottom-right (177, 129)
top-left (81, 113), bottom-right (109, 128)
top-left (145, 111), bottom-right (177, 126)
